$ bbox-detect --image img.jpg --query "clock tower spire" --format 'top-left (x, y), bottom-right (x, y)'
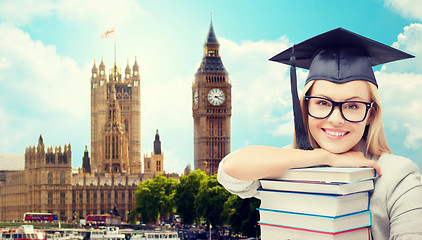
top-left (192, 19), bottom-right (231, 175)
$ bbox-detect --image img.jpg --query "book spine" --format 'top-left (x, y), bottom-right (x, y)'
top-left (259, 223), bottom-right (369, 236)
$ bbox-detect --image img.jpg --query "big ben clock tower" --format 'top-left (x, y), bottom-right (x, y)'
top-left (192, 20), bottom-right (231, 175)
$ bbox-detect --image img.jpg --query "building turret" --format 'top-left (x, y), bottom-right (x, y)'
top-left (154, 129), bottom-right (161, 155)
top-left (82, 145), bottom-right (91, 174)
top-left (92, 59), bottom-right (98, 75)
top-left (132, 57), bottom-right (139, 77)
top-left (125, 59), bottom-right (131, 80)
top-left (99, 56), bottom-right (106, 77)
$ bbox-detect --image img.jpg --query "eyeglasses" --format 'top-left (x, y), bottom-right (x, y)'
top-left (304, 96), bottom-right (373, 123)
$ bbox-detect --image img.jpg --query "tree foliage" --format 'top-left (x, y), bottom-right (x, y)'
top-left (135, 174), bottom-right (177, 224)
top-left (174, 169), bottom-right (207, 225)
top-left (223, 195), bottom-right (261, 237)
top-left (133, 171), bottom-right (260, 238)
top-left (195, 174), bottom-right (230, 227)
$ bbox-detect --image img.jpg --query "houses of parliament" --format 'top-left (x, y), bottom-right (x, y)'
top-left (0, 20), bottom-right (231, 222)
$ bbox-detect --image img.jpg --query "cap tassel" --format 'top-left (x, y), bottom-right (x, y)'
top-left (290, 46), bottom-right (313, 150)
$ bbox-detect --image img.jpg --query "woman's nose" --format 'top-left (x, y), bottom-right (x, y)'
top-left (327, 106), bottom-right (345, 124)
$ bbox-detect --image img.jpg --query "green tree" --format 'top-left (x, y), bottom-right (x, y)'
top-left (223, 194), bottom-right (261, 237)
top-left (195, 174), bottom-right (230, 227)
top-left (174, 169), bottom-right (207, 225)
top-left (135, 175), bottom-right (178, 224)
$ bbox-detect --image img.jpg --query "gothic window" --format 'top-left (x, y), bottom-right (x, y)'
top-left (72, 193), bottom-right (76, 204)
top-left (124, 120), bottom-right (129, 132)
top-left (79, 193), bottom-right (83, 204)
top-left (156, 161), bottom-right (161, 172)
top-left (105, 136), bottom-right (110, 159)
top-left (128, 191), bottom-right (132, 204)
top-left (115, 191), bottom-right (118, 204)
top-left (86, 192), bottom-right (90, 204)
top-left (112, 136), bottom-right (119, 159)
top-left (60, 192), bottom-right (65, 204)
top-left (101, 192), bottom-right (104, 204)
top-left (48, 192), bottom-right (53, 205)
top-left (108, 193), bottom-right (111, 204)
top-left (47, 172), bottom-right (53, 185)
top-left (93, 192), bottom-right (97, 204)
top-left (60, 172), bottom-right (65, 184)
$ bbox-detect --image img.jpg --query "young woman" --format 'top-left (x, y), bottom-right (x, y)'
top-left (217, 28), bottom-right (422, 239)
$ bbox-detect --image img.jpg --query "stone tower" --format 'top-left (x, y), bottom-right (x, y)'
top-left (143, 130), bottom-right (164, 178)
top-left (192, 20), bottom-right (232, 175)
top-left (90, 57), bottom-right (141, 174)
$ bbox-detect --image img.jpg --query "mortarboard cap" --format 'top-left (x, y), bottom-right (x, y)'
top-left (269, 28), bottom-right (414, 150)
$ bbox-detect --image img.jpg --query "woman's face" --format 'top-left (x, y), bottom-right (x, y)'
top-left (307, 80), bottom-right (372, 154)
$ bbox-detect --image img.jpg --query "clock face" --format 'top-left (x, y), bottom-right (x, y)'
top-left (208, 88), bottom-right (225, 106)
top-left (193, 89), bottom-right (199, 107)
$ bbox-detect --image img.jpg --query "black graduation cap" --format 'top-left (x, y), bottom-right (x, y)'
top-left (269, 28), bottom-right (414, 150)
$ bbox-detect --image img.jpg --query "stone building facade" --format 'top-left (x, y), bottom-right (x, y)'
top-left (0, 59), bottom-right (165, 222)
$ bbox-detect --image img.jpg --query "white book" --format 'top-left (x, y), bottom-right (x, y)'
top-left (258, 208), bottom-right (371, 233)
top-left (270, 167), bottom-right (376, 183)
top-left (260, 224), bottom-right (370, 240)
top-left (258, 189), bottom-right (369, 217)
top-left (259, 179), bottom-right (374, 195)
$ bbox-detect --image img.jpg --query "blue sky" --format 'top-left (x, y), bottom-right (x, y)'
top-left (1, 0), bottom-right (422, 174)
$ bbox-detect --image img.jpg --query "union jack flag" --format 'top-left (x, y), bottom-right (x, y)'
top-left (100, 27), bottom-right (115, 39)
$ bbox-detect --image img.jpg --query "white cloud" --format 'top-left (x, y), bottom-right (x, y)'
top-left (0, 0), bottom-right (145, 28)
top-left (384, 0), bottom-right (422, 21)
top-left (376, 23), bottom-right (422, 150)
top-left (383, 23), bottom-right (422, 73)
top-left (376, 71), bottom-right (422, 150)
top-left (219, 37), bottom-right (302, 136)
top-left (0, 22), bottom-right (88, 153)
top-left (0, 0), bottom-right (55, 26)
top-left (56, 0), bottom-right (146, 28)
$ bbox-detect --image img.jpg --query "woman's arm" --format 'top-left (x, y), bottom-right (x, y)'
top-left (221, 145), bottom-right (381, 181)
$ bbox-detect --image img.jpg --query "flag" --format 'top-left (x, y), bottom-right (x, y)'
top-left (101, 27), bottom-right (115, 39)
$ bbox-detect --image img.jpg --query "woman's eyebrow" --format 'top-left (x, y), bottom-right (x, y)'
top-left (311, 94), bottom-right (365, 101)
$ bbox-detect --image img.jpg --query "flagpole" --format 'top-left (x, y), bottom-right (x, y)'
top-left (114, 27), bottom-right (117, 81)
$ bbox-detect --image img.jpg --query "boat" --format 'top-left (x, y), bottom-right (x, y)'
top-left (130, 231), bottom-right (180, 240)
top-left (89, 227), bottom-right (125, 240)
top-left (45, 231), bottom-right (83, 240)
top-left (0, 225), bottom-right (46, 240)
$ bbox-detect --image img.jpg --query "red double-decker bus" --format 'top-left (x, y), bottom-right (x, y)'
top-left (23, 212), bottom-right (57, 222)
top-left (85, 214), bottom-right (110, 226)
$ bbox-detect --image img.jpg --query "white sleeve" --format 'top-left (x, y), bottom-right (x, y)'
top-left (217, 152), bottom-right (261, 199)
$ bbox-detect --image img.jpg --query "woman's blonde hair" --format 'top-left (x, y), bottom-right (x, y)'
top-left (293, 80), bottom-right (392, 157)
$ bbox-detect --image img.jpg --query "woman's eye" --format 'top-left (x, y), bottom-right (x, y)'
top-left (316, 100), bottom-right (331, 107)
top-left (344, 103), bottom-right (359, 110)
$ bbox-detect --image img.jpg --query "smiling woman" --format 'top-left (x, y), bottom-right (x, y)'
top-left (217, 28), bottom-right (422, 239)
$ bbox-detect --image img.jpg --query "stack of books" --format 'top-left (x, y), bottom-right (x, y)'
top-left (258, 167), bottom-right (377, 240)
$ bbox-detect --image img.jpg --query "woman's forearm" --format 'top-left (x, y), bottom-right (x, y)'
top-left (221, 145), bottom-right (330, 181)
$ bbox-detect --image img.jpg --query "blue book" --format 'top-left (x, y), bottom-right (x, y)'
top-left (258, 208), bottom-right (371, 233)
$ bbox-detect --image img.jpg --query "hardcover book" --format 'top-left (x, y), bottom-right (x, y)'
top-left (265, 167), bottom-right (376, 183)
top-left (258, 189), bottom-right (369, 217)
top-left (259, 179), bottom-right (374, 195)
top-left (258, 208), bottom-right (371, 233)
top-left (260, 224), bottom-right (370, 240)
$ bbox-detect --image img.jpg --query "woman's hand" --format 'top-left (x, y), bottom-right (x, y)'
top-left (324, 150), bottom-right (382, 176)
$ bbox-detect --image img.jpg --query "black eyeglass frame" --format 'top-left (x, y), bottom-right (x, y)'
top-left (304, 96), bottom-right (374, 123)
